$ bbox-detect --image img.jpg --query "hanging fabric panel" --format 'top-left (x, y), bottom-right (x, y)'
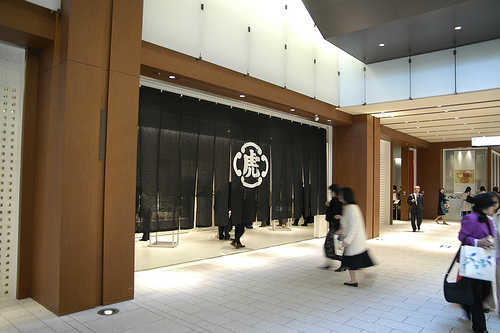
top-left (195, 100), bottom-right (216, 228)
top-left (179, 96), bottom-right (199, 229)
top-left (214, 104), bottom-right (232, 227)
top-left (291, 122), bottom-right (303, 219)
top-left (158, 91), bottom-right (182, 231)
top-left (302, 126), bottom-right (311, 219)
top-left (318, 128), bottom-right (328, 215)
top-left (281, 121), bottom-right (293, 219)
top-left (230, 108), bottom-right (245, 226)
top-left (308, 126), bottom-right (319, 217)
top-left (256, 114), bottom-right (271, 222)
top-left (271, 118), bottom-right (285, 220)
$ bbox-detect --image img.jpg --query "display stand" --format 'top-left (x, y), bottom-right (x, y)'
top-left (271, 218), bottom-right (292, 231)
top-left (149, 224), bottom-right (180, 248)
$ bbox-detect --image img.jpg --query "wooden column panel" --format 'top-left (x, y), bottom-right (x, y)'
top-left (372, 117), bottom-right (380, 238)
top-left (102, 0), bottom-right (143, 305)
top-left (400, 146), bottom-right (410, 221)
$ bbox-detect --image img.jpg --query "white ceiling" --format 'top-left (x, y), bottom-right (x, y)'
top-left (338, 88), bottom-right (500, 143)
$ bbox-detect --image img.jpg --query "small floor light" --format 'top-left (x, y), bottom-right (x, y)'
top-left (98, 308), bottom-right (119, 316)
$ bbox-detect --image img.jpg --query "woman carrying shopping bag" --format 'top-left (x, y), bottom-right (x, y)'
top-left (322, 184), bottom-right (346, 271)
top-left (458, 193), bottom-right (497, 333)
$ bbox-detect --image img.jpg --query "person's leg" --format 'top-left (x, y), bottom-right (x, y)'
top-left (293, 218), bottom-right (300, 226)
top-left (233, 225), bottom-right (245, 247)
top-left (417, 210), bottom-right (423, 230)
top-left (224, 224), bottom-right (231, 240)
top-left (469, 279), bottom-right (487, 333)
top-left (218, 226), bottom-right (224, 240)
top-left (410, 211), bottom-right (417, 231)
top-left (442, 215), bottom-right (448, 225)
top-left (497, 269), bottom-right (500, 315)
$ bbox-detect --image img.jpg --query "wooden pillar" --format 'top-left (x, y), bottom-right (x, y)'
top-left (30, 0), bottom-right (142, 315)
top-left (334, 114), bottom-right (380, 238)
top-left (102, 0), bottom-right (143, 305)
top-left (400, 146), bottom-right (410, 221)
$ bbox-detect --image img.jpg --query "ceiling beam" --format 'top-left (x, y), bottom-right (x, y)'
top-left (380, 125), bottom-right (430, 148)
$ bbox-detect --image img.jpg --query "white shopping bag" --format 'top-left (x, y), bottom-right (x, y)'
top-left (459, 245), bottom-right (496, 282)
top-left (333, 235), bottom-right (344, 257)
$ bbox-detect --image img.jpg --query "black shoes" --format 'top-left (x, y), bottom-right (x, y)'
top-left (335, 266), bottom-right (348, 272)
top-left (344, 282), bottom-right (358, 287)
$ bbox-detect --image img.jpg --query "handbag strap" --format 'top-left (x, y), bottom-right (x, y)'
top-left (445, 236), bottom-right (469, 279)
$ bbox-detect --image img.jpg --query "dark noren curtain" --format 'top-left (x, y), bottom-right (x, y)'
top-left (195, 100), bottom-right (216, 228)
top-left (136, 86), bottom-right (329, 232)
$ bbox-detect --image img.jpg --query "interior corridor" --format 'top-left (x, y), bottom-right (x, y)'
top-left (1, 220), bottom-right (499, 333)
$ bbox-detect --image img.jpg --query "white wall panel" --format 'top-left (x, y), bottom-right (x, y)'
top-left (339, 49), bottom-right (364, 107)
top-left (457, 39), bottom-right (500, 93)
top-left (314, 28), bottom-right (339, 106)
top-left (411, 49), bottom-right (455, 99)
top-left (24, 0), bottom-right (60, 11)
top-left (366, 58), bottom-right (409, 104)
top-left (380, 140), bottom-right (391, 225)
top-left (248, 0), bottom-right (286, 87)
top-left (0, 42), bottom-right (25, 300)
top-left (285, 0), bottom-right (315, 97)
top-left (201, 0), bottom-right (249, 74)
top-left (142, 0), bottom-right (202, 58)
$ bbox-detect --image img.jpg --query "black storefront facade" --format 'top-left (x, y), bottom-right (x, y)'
top-left (136, 81), bottom-right (331, 243)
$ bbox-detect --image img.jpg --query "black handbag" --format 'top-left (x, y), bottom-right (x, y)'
top-left (466, 195), bottom-right (474, 204)
top-left (443, 236), bottom-right (474, 305)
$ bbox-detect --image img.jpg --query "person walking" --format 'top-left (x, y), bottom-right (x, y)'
top-left (489, 192), bottom-right (500, 316)
top-left (336, 187), bottom-right (374, 287)
top-left (461, 186), bottom-right (473, 216)
top-left (458, 192), bottom-right (496, 333)
top-left (322, 184), bottom-right (346, 271)
top-left (434, 188), bottom-right (449, 225)
top-left (407, 185), bottom-right (424, 232)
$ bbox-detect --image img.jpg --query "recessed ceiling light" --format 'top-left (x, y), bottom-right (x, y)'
top-left (327, 119), bottom-right (332, 122)
top-left (455, 26), bottom-right (462, 30)
top-left (154, 72), bottom-right (161, 76)
top-left (437, 105), bottom-right (442, 108)
top-left (455, 117), bottom-right (460, 119)
top-left (405, 121), bottom-right (408, 124)
top-left (239, 94), bottom-right (246, 98)
top-left (444, 110), bottom-right (449, 112)
top-left (390, 115), bottom-right (394, 117)
top-left (379, 43), bottom-right (385, 47)
top-left (169, 75), bottom-right (176, 79)
top-left (290, 108), bottom-right (295, 111)
top-left (477, 132), bottom-right (481, 134)
top-left (416, 127), bottom-right (420, 128)
top-left (427, 131), bottom-right (430, 132)
top-left (443, 138), bottom-right (446, 139)
top-left (463, 123), bottom-right (468, 125)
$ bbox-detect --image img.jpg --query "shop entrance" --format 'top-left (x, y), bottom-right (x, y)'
top-left (134, 82), bottom-right (332, 271)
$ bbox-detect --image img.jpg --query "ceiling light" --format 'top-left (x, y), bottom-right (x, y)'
top-left (463, 123), bottom-right (467, 125)
top-left (437, 105), bottom-right (442, 108)
top-left (405, 121), bottom-right (408, 124)
top-left (239, 94), bottom-right (246, 98)
top-left (443, 138), bottom-right (446, 139)
top-left (169, 75), bottom-right (176, 79)
top-left (154, 72), bottom-right (161, 76)
top-left (427, 131), bottom-right (430, 132)
top-left (455, 117), bottom-right (459, 119)
top-left (416, 127), bottom-right (420, 128)
top-left (373, 113), bottom-right (395, 118)
top-left (444, 110), bottom-right (449, 112)
top-left (379, 43), bottom-right (385, 47)
top-left (455, 26), bottom-right (462, 30)
top-left (290, 108), bottom-right (295, 111)
top-left (327, 119), bottom-right (332, 122)
top-left (314, 115), bottom-right (319, 122)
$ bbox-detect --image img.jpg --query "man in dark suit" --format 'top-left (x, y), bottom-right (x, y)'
top-left (407, 185), bottom-right (424, 232)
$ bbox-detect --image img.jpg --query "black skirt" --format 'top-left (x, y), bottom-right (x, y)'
top-left (342, 250), bottom-right (374, 270)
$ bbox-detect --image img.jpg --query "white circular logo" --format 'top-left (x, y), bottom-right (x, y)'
top-left (233, 142), bottom-right (269, 188)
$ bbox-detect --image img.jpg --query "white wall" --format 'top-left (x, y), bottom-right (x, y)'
top-left (0, 42), bottom-right (25, 300)
top-left (380, 140), bottom-right (392, 224)
top-left (142, 1), bottom-right (500, 108)
top-left (142, 0), bottom-right (342, 106)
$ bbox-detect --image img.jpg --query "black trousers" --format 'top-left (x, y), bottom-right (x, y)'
top-left (410, 208), bottom-right (423, 231)
top-left (234, 225), bottom-right (245, 245)
top-left (461, 278), bottom-right (491, 332)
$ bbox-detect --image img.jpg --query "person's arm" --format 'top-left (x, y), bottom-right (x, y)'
top-left (407, 194), bottom-right (413, 204)
top-left (343, 206), bottom-right (358, 245)
top-left (458, 215), bottom-right (477, 246)
top-left (421, 195), bottom-right (424, 209)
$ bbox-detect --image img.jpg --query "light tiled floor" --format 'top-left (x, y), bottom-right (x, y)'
top-left (135, 222), bottom-right (315, 271)
top-left (2, 219), bottom-right (500, 333)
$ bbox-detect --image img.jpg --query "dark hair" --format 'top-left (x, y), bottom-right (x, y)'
top-left (480, 186), bottom-right (486, 192)
top-left (493, 186), bottom-right (499, 193)
top-left (393, 185), bottom-right (397, 191)
top-left (329, 184), bottom-right (340, 194)
top-left (472, 193), bottom-right (496, 223)
top-left (439, 187), bottom-right (445, 192)
top-left (340, 187), bottom-right (356, 204)
top-left (464, 186), bottom-right (471, 193)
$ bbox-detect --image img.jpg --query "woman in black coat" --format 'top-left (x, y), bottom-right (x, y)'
top-left (434, 187), bottom-right (449, 225)
top-left (323, 184), bottom-right (346, 271)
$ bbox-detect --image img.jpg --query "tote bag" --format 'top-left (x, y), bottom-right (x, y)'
top-left (443, 237), bottom-right (474, 305)
top-left (459, 245), bottom-right (496, 282)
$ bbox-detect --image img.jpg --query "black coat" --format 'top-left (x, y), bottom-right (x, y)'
top-left (407, 193), bottom-right (424, 211)
top-left (326, 198), bottom-right (343, 231)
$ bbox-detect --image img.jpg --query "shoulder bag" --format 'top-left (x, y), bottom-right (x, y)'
top-left (443, 236), bottom-right (474, 305)
top-left (406, 195), bottom-right (413, 213)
